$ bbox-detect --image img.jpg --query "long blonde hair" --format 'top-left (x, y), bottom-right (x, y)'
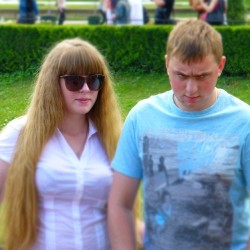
top-left (3, 38), bottom-right (123, 250)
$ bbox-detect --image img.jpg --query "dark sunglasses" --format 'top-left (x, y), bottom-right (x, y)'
top-left (59, 74), bottom-right (105, 92)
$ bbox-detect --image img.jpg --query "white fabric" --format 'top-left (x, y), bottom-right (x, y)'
top-left (106, 8), bottom-right (113, 24)
top-left (128, 0), bottom-right (144, 24)
top-left (0, 116), bottom-right (112, 250)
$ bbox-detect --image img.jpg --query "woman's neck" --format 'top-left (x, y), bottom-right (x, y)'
top-left (59, 114), bottom-right (89, 158)
top-left (59, 114), bottom-right (89, 136)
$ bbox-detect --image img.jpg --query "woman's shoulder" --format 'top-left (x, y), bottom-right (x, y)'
top-left (6, 115), bottom-right (26, 128)
top-left (1, 116), bottom-right (27, 134)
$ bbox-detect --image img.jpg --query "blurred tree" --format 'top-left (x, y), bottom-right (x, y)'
top-left (227, 0), bottom-right (245, 24)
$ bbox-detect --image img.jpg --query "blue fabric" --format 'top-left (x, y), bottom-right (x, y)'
top-left (206, 0), bottom-right (225, 25)
top-left (114, 0), bottom-right (130, 24)
top-left (154, 0), bottom-right (174, 24)
top-left (112, 89), bottom-right (250, 249)
top-left (18, 0), bottom-right (38, 23)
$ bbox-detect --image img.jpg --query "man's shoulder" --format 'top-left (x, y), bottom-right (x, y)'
top-left (221, 89), bottom-right (250, 111)
top-left (127, 91), bottom-right (170, 116)
top-left (136, 90), bottom-right (171, 107)
top-left (220, 90), bottom-right (250, 123)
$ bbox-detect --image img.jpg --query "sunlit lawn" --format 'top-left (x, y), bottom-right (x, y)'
top-left (1, 71), bottom-right (249, 129)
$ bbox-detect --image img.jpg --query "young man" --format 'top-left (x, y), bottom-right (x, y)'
top-left (108, 19), bottom-right (250, 250)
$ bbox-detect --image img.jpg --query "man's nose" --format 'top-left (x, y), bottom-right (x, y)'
top-left (185, 78), bottom-right (198, 95)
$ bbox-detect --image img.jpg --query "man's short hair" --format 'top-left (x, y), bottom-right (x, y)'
top-left (166, 19), bottom-right (223, 64)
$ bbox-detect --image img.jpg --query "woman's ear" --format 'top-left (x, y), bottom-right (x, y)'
top-left (165, 54), bottom-right (169, 74)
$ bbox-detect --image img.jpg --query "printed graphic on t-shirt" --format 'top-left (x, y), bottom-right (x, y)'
top-left (142, 129), bottom-right (239, 250)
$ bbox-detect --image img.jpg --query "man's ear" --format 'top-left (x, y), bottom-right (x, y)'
top-left (218, 56), bottom-right (226, 75)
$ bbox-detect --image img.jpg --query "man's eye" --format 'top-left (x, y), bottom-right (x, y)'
top-left (196, 75), bottom-right (207, 80)
top-left (177, 74), bottom-right (187, 79)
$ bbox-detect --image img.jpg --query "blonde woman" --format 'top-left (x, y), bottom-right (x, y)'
top-left (0, 38), bottom-right (141, 250)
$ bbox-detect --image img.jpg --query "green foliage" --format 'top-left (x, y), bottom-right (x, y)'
top-left (217, 26), bottom-right (250, 75)
top-left (245, 0), bottom-right (250, 7)
top-left (228, 0), bottom-right (246, 25)
top-left (0, 24), bottom-right (250, 76)
top-left (0, 24), bottom-right (172, 74)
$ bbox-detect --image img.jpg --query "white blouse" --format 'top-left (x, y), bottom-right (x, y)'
top-left (0, 116), bottom-right (112, 250)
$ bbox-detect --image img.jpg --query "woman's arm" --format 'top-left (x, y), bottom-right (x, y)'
top-left (0, 159), bottom-right (9, 202)
top-left (191, 0), bottom-right (206, 11)
top-left (201, 0), bottom-right (219, 12)
top-left (108, 171), bottom-right (141, 250)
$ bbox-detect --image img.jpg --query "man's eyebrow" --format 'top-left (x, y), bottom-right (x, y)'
top-left (174, 70), bottom-right (211, 76)
top-left (195, 72), bottom-right (211, 76)
top-left (173, 70), bottom-right (187, 75)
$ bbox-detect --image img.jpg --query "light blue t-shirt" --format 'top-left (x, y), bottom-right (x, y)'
top-left (112, 89), bottom-right (250, 250)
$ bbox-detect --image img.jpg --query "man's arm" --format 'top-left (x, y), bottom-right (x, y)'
top-left (0, 159), bottom-right (9, 202)
top-left (108, 171), bottom-right (141, 250)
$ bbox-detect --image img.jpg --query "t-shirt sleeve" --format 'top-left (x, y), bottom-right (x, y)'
top-left (242, 133), bottom-right (250, 194)
top-left (0, 118), bottom-right (23, 164)
top-left (112, 107), bottom-right (143, 179)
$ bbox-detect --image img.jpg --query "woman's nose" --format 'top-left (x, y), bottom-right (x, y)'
top-left (79, 82), bottom-right (90, 92)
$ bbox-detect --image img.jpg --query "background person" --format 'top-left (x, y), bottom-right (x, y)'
top-left (128, 0), bottom-right (144, 25)
top-left (105, 0), bottom-right (116, 24)
top-left (98, 0), bottom-right (109, 23)
top-left (108, 19), bottom-right (250, 249)
top-left (112, 0), bottom-right (131, 25)
top-left (0, 38), bottom-right (123, 250)
top-left (17, 0), bottom-right (39, 24)
top-left (201, 0), bottom-right (226, 25)
top-left (189, 0), bottom-right (208, 20)
top-left (152, 0), bottom-right (175, 24)
top-left (57, 0), bottom-right (66, 25)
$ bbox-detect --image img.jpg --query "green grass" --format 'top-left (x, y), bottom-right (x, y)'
top-left (0, 72), bottom-right (169, 129)
top-left (115, 73), bottom-right (250, 119)
top-left (0, 71), bottom-right (250, 246)
top-left (0, 72), bottom-right (250, 129)
top-left (0, 72), bottom-right (35, 130)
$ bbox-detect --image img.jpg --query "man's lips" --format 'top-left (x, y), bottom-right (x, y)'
top-left (185, 95), bottom-right (199, 102)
